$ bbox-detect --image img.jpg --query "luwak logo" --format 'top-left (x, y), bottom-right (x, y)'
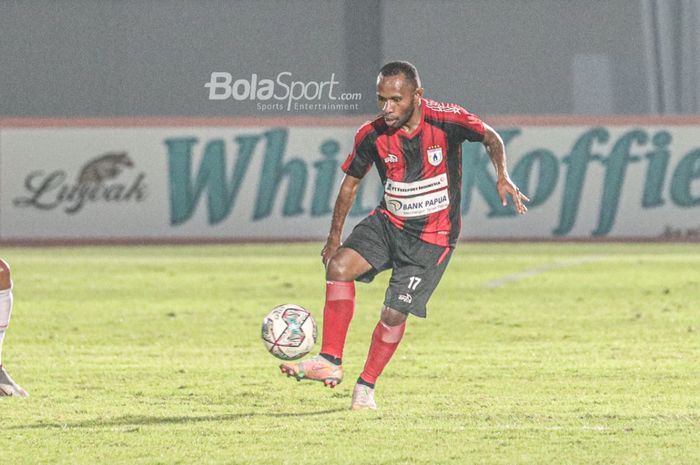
top-left (13, 152), bottom-right (148, 214)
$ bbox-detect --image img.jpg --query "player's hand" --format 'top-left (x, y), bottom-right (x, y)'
top-left (497, 176), bottom-right (529, 215)
top-left (321, 237), bottom-right (341, 267)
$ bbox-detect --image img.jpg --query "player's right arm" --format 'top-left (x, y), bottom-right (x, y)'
top-left (321, 174), bottom-right (362, 266)
top-left (322, 121), bottom-right (376, 265)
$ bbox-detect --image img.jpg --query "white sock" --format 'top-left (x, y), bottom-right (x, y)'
top-left (0, 286), bottom-right (13, 366)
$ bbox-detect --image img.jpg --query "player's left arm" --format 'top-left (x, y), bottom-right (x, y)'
top-left (482, 122), bottom-right (529, 214)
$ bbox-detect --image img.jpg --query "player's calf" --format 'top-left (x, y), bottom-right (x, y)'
top-left (0, 259), bottom-right (28, 398)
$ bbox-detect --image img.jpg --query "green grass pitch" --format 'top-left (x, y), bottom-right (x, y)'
top-left (2, 243), bottom-right (699, 464)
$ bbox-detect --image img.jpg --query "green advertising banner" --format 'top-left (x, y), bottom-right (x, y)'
top-left (0, 120), bottom-right (698, 241)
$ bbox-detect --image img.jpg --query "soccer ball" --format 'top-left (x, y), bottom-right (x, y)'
top-left (261, 304), bottom-right (317, 360)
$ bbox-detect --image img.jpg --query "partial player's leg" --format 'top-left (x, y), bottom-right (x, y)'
top-left (0, 259), bottom-right (28, 397)
top-left (280, 213), bottom-right (389, 388)
top-left (351, 234), bottom-right (453, 410)
top-left (352, 306), bottom-right (406, 410)
top-left (279, 247), bottom-right (373, 387)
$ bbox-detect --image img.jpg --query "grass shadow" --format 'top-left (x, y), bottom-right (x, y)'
top-left (9, 408), bottom-right (346, 430)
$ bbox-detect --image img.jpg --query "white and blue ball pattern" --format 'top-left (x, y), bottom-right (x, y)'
top-left (261, 304), bottom-right (317, 360)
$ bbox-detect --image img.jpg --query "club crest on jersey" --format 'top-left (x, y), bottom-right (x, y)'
top-left (384, 153), bottom-right (399, 164)
top-left (427, 146), bottom-right (443, 166)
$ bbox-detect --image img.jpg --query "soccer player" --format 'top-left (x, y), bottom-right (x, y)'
top-left (280, 61), bottom-right (528, 410)
top-left (0, 258), bottom-right (28, 397)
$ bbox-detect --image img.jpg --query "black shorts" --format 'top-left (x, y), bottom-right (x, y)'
top-left (341, 210), bottom-right (453, 318)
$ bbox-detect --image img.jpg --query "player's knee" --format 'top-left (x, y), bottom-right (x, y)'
top-left (380, 306), bottom-right (408, 327)
top-left (326, 256), bottom-right (349, 281)
top-left (325, 252), bottom-right (357, 281)
top-left (0, 259), bottom-right (11, 290)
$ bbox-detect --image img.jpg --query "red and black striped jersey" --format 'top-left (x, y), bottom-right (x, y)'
top-left (341, 98), bottom-right (485, 247)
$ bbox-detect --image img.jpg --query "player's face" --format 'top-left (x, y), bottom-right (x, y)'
top-left (376, 74), bottom-right (422, 129)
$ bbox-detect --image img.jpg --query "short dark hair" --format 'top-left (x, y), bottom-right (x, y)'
top-left (378, 61), bottom-right (421, 89)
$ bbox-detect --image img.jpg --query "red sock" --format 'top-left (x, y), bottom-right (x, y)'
top-left (320, 280), bottom-right (355, 359)
top-left (359, 320), bottom-right (406, 384)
